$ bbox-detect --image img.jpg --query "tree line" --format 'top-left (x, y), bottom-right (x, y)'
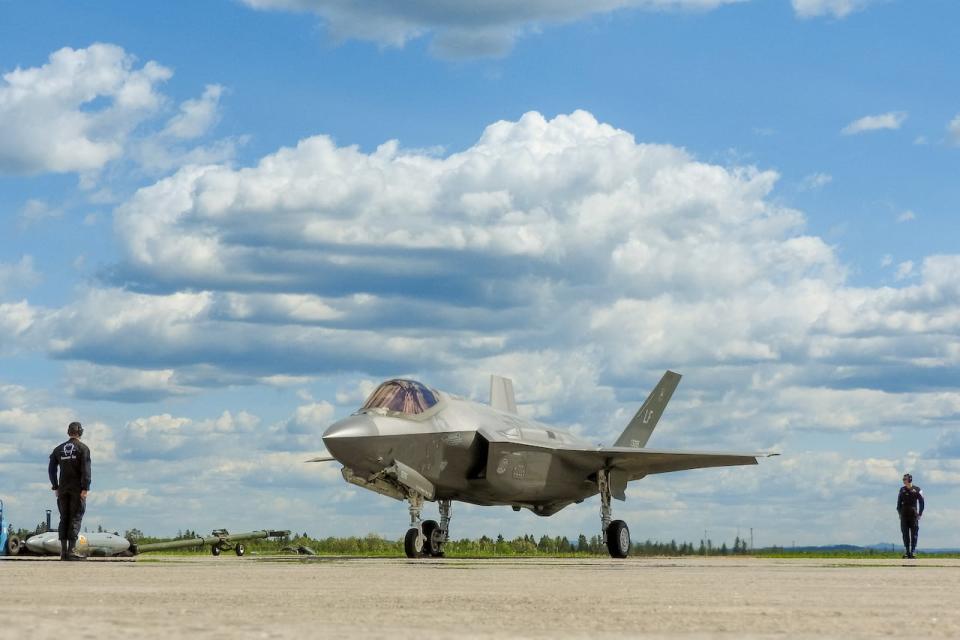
top-left (114, 529), bottom-right (754, 556)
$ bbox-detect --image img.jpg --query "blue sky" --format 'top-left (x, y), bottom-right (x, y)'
top-left (1, 0), bottom-right (958, 548)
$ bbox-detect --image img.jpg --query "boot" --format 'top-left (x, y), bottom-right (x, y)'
top-left (60, 539), bottom-right (68, 561)
top-left (66, 538), bottom-right (85, 561)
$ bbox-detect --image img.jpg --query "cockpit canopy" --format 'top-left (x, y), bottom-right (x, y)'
top-left (359, 379), bottom-right (439, 416)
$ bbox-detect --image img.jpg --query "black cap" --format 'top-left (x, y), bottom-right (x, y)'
top-left (67, 422), bottom-right (83, 437)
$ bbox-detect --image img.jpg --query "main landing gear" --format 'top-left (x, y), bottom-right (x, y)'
top-left (403, 494), bottom-right (451, 559)
top-left (599, 469), bottom-right (631, 558)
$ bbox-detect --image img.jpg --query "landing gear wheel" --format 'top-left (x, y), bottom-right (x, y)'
top-left (606, 520), bottom-right (630, 558)
top-left (211, 543), bottom-right (222, 556)
top-left (235, 543), bottom-right (245, 557)
top-left (422, 520), bottom-right (444, 557)
top-left (404, 527), bottom-right (424, 558)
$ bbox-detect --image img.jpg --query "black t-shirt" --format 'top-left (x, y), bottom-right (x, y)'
top-left (48, 439), bottom-right (92, 492)
top-left (897, 485), bottom-right (924, 519)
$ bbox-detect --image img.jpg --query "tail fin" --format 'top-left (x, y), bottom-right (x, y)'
top-left (613, 371), bottom-right (681, 448)
top-left (490, 375), bottom-right (518, 414)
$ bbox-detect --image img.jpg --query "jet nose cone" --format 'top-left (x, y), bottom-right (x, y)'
top-left (322, 415), bottom-right (378, 440)
top-left (322, 416), bottom-right (380, 471)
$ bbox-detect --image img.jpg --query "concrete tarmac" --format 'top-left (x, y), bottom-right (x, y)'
top-left (3, 555), bottom-right (958, 639)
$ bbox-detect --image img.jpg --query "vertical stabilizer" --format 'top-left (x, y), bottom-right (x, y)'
top-left (613, 370), bottom-right (682, 448)
top-left (490, 375), bottom-right (518, 414)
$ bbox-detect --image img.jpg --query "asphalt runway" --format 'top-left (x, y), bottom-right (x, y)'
top-left (3, 555), bottom-right (958, 638)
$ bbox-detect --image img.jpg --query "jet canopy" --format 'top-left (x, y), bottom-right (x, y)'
top-left (359, 379), bottom-right (440, 416)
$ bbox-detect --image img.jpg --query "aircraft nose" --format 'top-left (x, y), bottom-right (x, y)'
top-left (322, 416), bottom-right (380, 471)
top-left (322, 415), bottom-right (378, 440)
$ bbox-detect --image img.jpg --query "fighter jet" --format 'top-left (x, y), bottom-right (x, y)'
top-left (317, 371), bottom-right (777, 559)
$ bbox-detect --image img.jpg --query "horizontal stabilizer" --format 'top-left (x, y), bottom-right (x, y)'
top-left (599, 447), bottom-right (779, 479)
top-left (490, 375), bottom-right (518, 414)
top-left (614, 370), bottom-right (682, 448)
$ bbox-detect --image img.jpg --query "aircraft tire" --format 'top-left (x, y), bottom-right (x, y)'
top-left (606, 520), bottom-right (630, 559)
top-left (403, 527), bottom-right (423, 558)
top-left (422, 520), bottom-right (444, 557)
top-left (235, 543), bottom-right (245, 557)
top-left (211, 543), bottom-right (222, 556)
top-left (5, 535), bottom-right (21, 556)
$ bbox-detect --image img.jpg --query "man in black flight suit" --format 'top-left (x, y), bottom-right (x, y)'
top-left (49, 421), bottom-right (91, 561)
top-left (896, 473), bottom-right (924, 559)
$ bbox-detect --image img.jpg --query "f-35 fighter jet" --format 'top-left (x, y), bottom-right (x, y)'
top-left (317, 371), bottom-right (775, 558)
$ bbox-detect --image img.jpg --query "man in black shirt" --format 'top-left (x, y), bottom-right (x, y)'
top-left (48, 422), bottom-right (91, 561)
top-left (896, 473), bottom-right (924, 559)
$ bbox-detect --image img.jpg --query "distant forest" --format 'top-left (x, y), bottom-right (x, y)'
top-left (128, 529), bottom-right (754, 556)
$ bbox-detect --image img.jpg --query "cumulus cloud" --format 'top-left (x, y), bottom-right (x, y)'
top-left (0, 44), bottom-right (236, 180)
top-left (240, 0), bottom-right (745, 58)
top-left (0, 44), bottom-right (171, 175)
top-left (0, 111), bottom-right (952, 419)
top-left (792, 0), bottom-right (882, 19)
top-left (119, 410), bottom-right (261, 460)
top-left (841, 111), bottom-right (907, 135)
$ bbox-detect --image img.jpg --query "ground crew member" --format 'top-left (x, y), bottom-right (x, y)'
top-left (48, 422), bottom-right (91, 561)
top-left (896, 473), bottom-right (924, 559)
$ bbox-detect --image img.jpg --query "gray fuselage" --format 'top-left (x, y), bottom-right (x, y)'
top-left (322, 393), bottom-right (599, 514)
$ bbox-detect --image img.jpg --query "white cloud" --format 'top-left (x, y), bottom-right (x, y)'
top-left (119, 410), bottom-right (261, 460)
top-left (162, 84), bottom-right (224, 140)
top-left (841, 111), bottom-right (907, 135)
top-left (852, 430), bottom-right (891, 443)
top-left (948, 114), bottom-right (960, 146)
top-left (792, 0), bottom-right (882, 19)
top-left (894, 260), bottom-right (914, 281)
top-left (0, 301), bottom-right (38, 351)
top-left (0, 384), bottom-right (116, 464)
top-left (0, 45), bottom-right (238, 180)
top-left (240, 0), bottom-right (746, 58)
top-left (63, 362), bottom-right (195, 402)
top-left (0, 44), bottom-right (171, 175)
top-left (800, 172), bottom-right (832, 191)
top-left (18, 199), bottom-right (64, 227)
top-left (0, 111), bottom-right (953, 413)
top-left (0, 256), bottom-right (42, 295)
top-left (897, 210), bottom-right (916, 223)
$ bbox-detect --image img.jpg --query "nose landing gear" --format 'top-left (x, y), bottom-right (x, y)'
top-left (403, 495), bottom-right (452, 558)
